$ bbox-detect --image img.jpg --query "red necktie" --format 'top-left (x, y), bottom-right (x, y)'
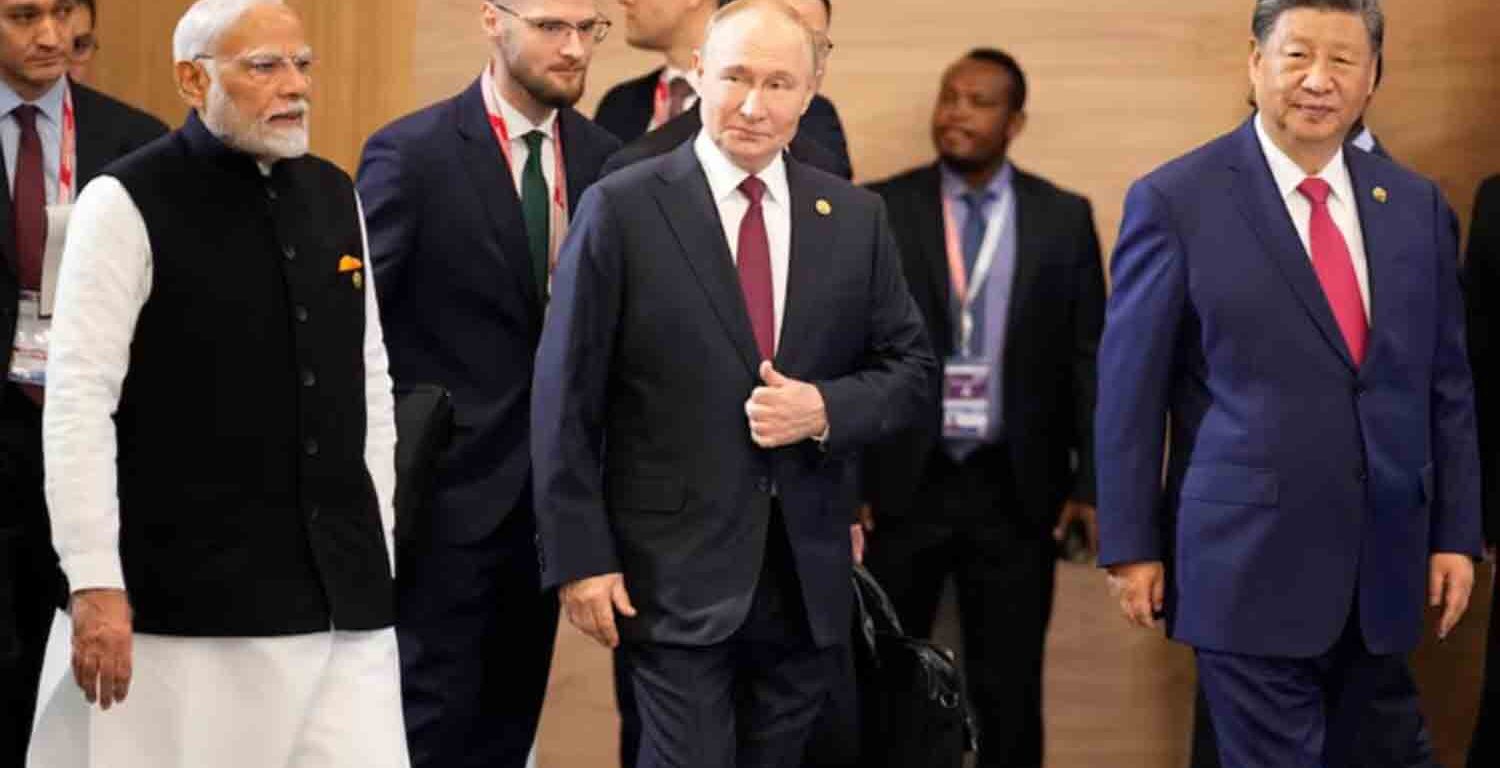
top-left (12, 104), bottom-right (46, 291)
top-left (1297, 177), bottom-right (1367, 365)
top-left (736, 176), bottom-right (775, 361)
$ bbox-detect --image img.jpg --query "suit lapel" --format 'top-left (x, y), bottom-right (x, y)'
top-left (0, 149), bottom-right (11, 278)
top-left (777, 158), bottom-right (838, 374)
top-left (1228, 119), bottom-right (1356, 371)
top-left (653, 142), bottom-right (761, 376)
top-left (557, 109), bottom-right (595, 212)
top-left (1344, 147), bottom-right (1398, 374)
top-left (1005, 170), bottom-right (1047, 354)
top-left (70, 83), bottom-right (110, 184)
top-left (914, 165), bottom-right (954, 355)
top-left (455, 79), bottom-right (541, 314)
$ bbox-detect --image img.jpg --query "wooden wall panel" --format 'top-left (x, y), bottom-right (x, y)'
top-left (90, 0), bottom-right (415, 173)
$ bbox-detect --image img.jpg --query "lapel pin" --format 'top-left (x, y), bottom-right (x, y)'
top-left (1372, 187), bottom-right (1388, 204)
top-left (815, 199), bottom-right (832, 216)
top-left (352, 271), bottom-right (364, 290)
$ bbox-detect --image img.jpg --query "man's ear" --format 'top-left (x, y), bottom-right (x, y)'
top-left (175, 60), bottom-right (211, 111)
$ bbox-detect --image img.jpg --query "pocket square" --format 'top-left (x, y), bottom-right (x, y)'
top-left (338, 255), bottom-right (363, 273)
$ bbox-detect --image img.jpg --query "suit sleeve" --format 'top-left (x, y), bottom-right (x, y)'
top-left (531, 184), bottom-right (625, 589)
top-left (1466, 176), bottom-right (1500, 546)
top-left (798, 97), bottom-right (853, 181)
top-left (1430, 185), bottom-right (1485, 556)
top-left (593, 84), bottom-right (641, 143)
top-left (356, 128), bottom-right (418, 303)
top-left (1095, 179), bottom-right (1186, 567)
top-left (1069, 197), bottom-right (1106, 506)
top-left (816, 199), bottom-right (937, 456)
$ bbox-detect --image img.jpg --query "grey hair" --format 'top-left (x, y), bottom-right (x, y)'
top-left (1252, 0), bottom-right (1384, 55)
top-left (172, 0), bottom-right (285, 64)
top-left (703, 0), bottom-right (821, 76)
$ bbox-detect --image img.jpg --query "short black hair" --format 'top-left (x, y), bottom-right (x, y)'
top-left (962, 48), bottom-right (1027, 113)
top-left (1252, 0), bottom-right (1384, 55)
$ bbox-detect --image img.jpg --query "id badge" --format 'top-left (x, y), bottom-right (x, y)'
top-left (8, 291), bottom-right (49, 387)
top-left (942, 360), bottom-right (991, 440)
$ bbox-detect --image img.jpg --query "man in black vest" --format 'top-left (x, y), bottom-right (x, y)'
top-left (356, 1), bottom-right (618, 766)
top-left (38, 2), bottom-right (406, 766)
top-left (0, 0), bottom-right (163, 759)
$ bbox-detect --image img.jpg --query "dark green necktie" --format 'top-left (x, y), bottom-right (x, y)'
top-left (520, 130), bottom-right (550, 296)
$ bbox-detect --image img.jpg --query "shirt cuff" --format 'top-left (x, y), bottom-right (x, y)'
top-left (61, 552), bottom-right (126, 594)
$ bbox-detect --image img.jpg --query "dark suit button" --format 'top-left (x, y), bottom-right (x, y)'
top-left (756, 476), bottom-right (772, 494)
top-left (294, 305), bottom-right (309, 323)
top-left (283, 245), bottom-right (297, 262)
top-left (301, 369), bottom-right (317, 387)
top-left (308, 504), bottom-right (321, 522)
top-left (1357, 469), bottom-right (1368, 482)
top-left (304, 438), bottom-right (320, 456)
top-left (266, 186), bottom-right (279, 201)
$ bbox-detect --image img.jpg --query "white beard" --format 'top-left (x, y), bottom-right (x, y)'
top-left (201, 75), bottom-right (310, 161)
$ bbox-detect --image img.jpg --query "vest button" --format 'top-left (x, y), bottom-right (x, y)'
top-left (266, 186), bottom-right (279, 201)
top-left (301, 369), bottom-right (317, 387)
top-left (283, 245), bottom-right (297, 261)
top-left (308, 504), bottom-right (320, 522)
top-left (294, 305), bottom-right (309, 323)
top-left (304, 438), bottom-right (319, 456)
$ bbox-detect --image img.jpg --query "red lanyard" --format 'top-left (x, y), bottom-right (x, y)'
top-left (55, 81), bottom-right (77, 204)
top-left (649, 77), bottom-right (669, 131)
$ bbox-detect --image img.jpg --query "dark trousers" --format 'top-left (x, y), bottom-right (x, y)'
top-left (1469, 582), bottom-right (1500, 768)
top-left (0, 387), bottom-right (60, 766)
top-left (621, 507), bottom-right (839, 768)
top-left (396, 501), bottom-right (558, 768)
top-left (864, 445), bottom-right (1056, 768)
top-left (1195, 610), bottom-right (1427, 768)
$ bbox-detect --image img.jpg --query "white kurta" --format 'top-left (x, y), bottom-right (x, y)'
top-left (31, 169), bottom-right (407, 768)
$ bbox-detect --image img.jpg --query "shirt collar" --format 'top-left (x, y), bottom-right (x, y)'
top-left (693, 128), bottom-right (789, 208)
top-left (939, 160), bottom-right (1013, 205)
top-left (0, 76), bottom-right (67, 126)
top-left (485, 63), bottom-right (557, 141)
top-left (660, 66), bottom-right (699, 95)
top-left (1254, 111), bottom-right (1354, 206)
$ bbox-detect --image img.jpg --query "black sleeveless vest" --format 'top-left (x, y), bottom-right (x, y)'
top-left (105, 112), bottom-right (392, 636)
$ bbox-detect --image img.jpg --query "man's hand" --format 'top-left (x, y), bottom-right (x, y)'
top-left (851, 503), bottom-right (875, 565)
top-left (1430, 553), bottom-right (1475, 641)
top-left (746, 361), bottom-right (828, 448)
top-left (1106, 561), bottom-right (1164, 629)
top-left (559, 572), bottom-right (637, 649)
top-left (1053, 501), bottom-right (1099, 558)
top-left (70, 588), bottom-right (133, 709)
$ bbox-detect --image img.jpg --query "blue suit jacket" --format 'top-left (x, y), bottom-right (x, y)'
top-left (1096, 118), bottom-right (1483, 658)
top-left (356, 79), bottom-right (619, 542)
top-left (531, 142), bottom-right (934, 648)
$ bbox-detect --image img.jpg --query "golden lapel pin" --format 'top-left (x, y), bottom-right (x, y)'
top-left (338, 255), bottom-right (365, 290)
top-left (1373, 187), bottom-right (1388, 204)
top-left (352, 271), bottom-right (364, 290)
top-left (815, 199), bottom-right (832, 216)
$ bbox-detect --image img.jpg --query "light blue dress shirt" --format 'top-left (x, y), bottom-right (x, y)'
top-left (941, 162), bottom-right (1017, 454)
top-left (0, 76), bottom-right (67, 204)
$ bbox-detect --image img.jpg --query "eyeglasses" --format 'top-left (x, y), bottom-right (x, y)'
top-left (488, 2), bottom-right (612, 45)
top-left (193, 52), bottom-right (317, 82)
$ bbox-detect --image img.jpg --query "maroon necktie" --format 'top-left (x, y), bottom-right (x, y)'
top-left (737, 176), bottom-right (775, 361)
top-left (12, 104), bottom-right (46, 291)
top-left (1297, 177), bottom-right (1367, 365)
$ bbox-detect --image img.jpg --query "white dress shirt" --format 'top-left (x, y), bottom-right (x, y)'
top-left (492, 83), bottom-right (559, 199)
top-left (693, 129), bottom-right (792, 350)
top-left (42, 176), bottom-right (399, 592)
top-left (1254, 112), bottom-right (1371, 319)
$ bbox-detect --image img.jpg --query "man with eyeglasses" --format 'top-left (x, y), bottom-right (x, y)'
top-left (0, 0), bottom-right (162, 761)
top-left (38, 1), bottom-right (407, 766)
top-left (66, 0), bottom-right (92, 83)
top-left (596, 0), bottom-right (850, 177)
top-left (356, 1), bottom-right (619, 766)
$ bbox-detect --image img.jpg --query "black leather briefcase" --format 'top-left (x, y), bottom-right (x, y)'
top-left (852, 564), bottom-right (978, 768)
top-left (393, 383), bottom-right (452, 551)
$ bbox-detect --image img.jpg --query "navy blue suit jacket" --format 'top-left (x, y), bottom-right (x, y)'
top-left (1097, 118), bottom-right (1483, 658)
top-left (357, 79), bottom-right (619, 542)
top-left (593, 67), bottom-right (851, 175)
top-left (531, 142), bottom-right (934, 648)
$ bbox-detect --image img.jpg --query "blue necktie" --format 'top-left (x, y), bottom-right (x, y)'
top-left (958, 190), bottom-right (995, 354)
